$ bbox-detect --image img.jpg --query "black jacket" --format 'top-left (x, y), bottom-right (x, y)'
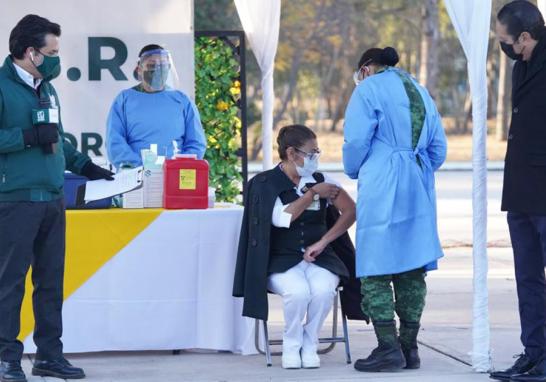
top-left (232, 166), bottom-right (367, 321)
top-left (502, 29), bottom-right (546, 214)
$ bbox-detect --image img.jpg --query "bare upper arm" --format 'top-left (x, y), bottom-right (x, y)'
top-left (332, 188), bottom-right (356, 215)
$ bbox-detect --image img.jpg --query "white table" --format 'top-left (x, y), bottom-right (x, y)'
top-left (21, 205), bottom-right (256, 354)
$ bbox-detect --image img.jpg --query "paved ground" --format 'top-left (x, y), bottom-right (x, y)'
top-left (19, 170), bottom-right (527, 381)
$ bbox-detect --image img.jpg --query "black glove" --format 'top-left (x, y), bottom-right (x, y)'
top-left (81, 161), bottom-right (115, 181)
top-left (22, 124), bottom-right (59, 147)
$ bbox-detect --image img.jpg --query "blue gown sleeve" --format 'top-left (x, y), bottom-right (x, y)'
top-left (106, 93), bottom-right (141, 169)
top-left (426, 104), bottom-right (447, 172)
top-left (342, 83), bottom-right (378, 179)
top-left (181, 99), bottom-right (206, 159)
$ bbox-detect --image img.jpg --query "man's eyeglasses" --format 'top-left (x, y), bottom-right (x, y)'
top-left (295, 147), bottom-right (321, 161)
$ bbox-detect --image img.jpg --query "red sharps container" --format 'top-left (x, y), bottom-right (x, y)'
top-left (163, 155), bottom-right (209, 209)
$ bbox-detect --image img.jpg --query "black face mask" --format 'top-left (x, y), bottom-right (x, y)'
top-left (500, 38), bottom-right (523, 61)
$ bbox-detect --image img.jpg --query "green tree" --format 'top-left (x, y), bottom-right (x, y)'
top-left (194, 37), bottom-right (243, 202)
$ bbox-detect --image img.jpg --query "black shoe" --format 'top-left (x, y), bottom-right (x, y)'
top-left (354, 344), bottom-right (406, 372)
top-left (0, 361), bottom-right (27, 382)
top-left (510, 358), bottom-right (546, 382)
top-left (490, 354), bottom-right (536, 381)
top-left (403, 347), bottom-right (421, 369)
top-left (32, 358), bottom-right (85, 379)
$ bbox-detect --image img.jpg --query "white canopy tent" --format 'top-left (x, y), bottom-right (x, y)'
top-left (235, 0), bottom-right (494, 372)
top-left (444, 0), bottom-right (492, 372)
top-left (234, 0), bottom-right (280, 170)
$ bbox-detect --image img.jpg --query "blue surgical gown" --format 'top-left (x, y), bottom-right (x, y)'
top-left (106, 88), bottom-right (206, 168)
top-left (343, 68), bottom-right (447, 277)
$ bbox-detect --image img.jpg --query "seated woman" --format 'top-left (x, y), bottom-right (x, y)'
top-left (233, 124), bottom-right (356, 369)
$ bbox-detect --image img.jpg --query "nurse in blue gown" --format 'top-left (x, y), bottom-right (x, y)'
top-left (106, 44), bottom-right (206, 169)
top-left (343, 47), bottom-right (447, 373)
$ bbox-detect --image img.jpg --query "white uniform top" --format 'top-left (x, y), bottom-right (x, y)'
top-left (271, 172), bottom-right (341, 228)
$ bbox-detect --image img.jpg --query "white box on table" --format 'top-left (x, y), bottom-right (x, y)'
top-left (143, 168), bottom-right (164, 208)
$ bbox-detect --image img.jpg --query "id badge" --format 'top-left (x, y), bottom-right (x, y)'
top-left (306, 199), bottom-right (320, 211)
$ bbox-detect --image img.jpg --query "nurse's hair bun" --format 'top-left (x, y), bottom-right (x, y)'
top-left (380, 47), bottom-right (399, 67)
top-left (357, 46), bottom-right (400, 69)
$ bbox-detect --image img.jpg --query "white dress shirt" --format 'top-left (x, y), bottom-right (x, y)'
top-left (13, 62), bottom-right (41, 90)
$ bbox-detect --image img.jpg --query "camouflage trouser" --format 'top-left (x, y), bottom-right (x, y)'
top-left (360, 268), bottom-right (427, 324)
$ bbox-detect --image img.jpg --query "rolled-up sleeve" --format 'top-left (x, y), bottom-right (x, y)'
top-left (323, 173), bottom-right (343, 206)
top-left (271, 197), bottom-right (292, 228)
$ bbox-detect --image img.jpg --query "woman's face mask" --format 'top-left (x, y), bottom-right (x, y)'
top-left (353, 66), bottom-right (370, 86)
top-left (293, 147), bottom-right (320, 177)
top-left (353, 70), bottom-right (363, 86)
top-left (353, 58), bottom-right (373, 86)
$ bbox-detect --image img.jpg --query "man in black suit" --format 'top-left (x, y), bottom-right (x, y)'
top-left (491, 2), bottom-right (546, 382)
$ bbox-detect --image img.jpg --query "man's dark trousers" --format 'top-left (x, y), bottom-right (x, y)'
top-left (508, 212), bottom-right (546, 362)
top-left (0, 199), bottom-right (65, 362)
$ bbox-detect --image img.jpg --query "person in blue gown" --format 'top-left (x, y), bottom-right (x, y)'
top-left (106, 44), bottom-right (206, 169)
top-left (343, 47), bottom-right (447, 373)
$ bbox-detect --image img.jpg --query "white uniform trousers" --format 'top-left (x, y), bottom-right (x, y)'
top-left (268, 260), bottom-right (339, 355)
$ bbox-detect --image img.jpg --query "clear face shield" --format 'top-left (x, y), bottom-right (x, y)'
top-left (136, 49), bottom-right (179, 91)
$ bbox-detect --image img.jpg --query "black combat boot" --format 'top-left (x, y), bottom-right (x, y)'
top-left (354, 320), bottom-right (406, 372)
top-left (399, 320), bottom-right (421, 369)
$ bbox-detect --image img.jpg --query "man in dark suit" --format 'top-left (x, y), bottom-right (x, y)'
top-left (491, 2), bottom-right (546, 382)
